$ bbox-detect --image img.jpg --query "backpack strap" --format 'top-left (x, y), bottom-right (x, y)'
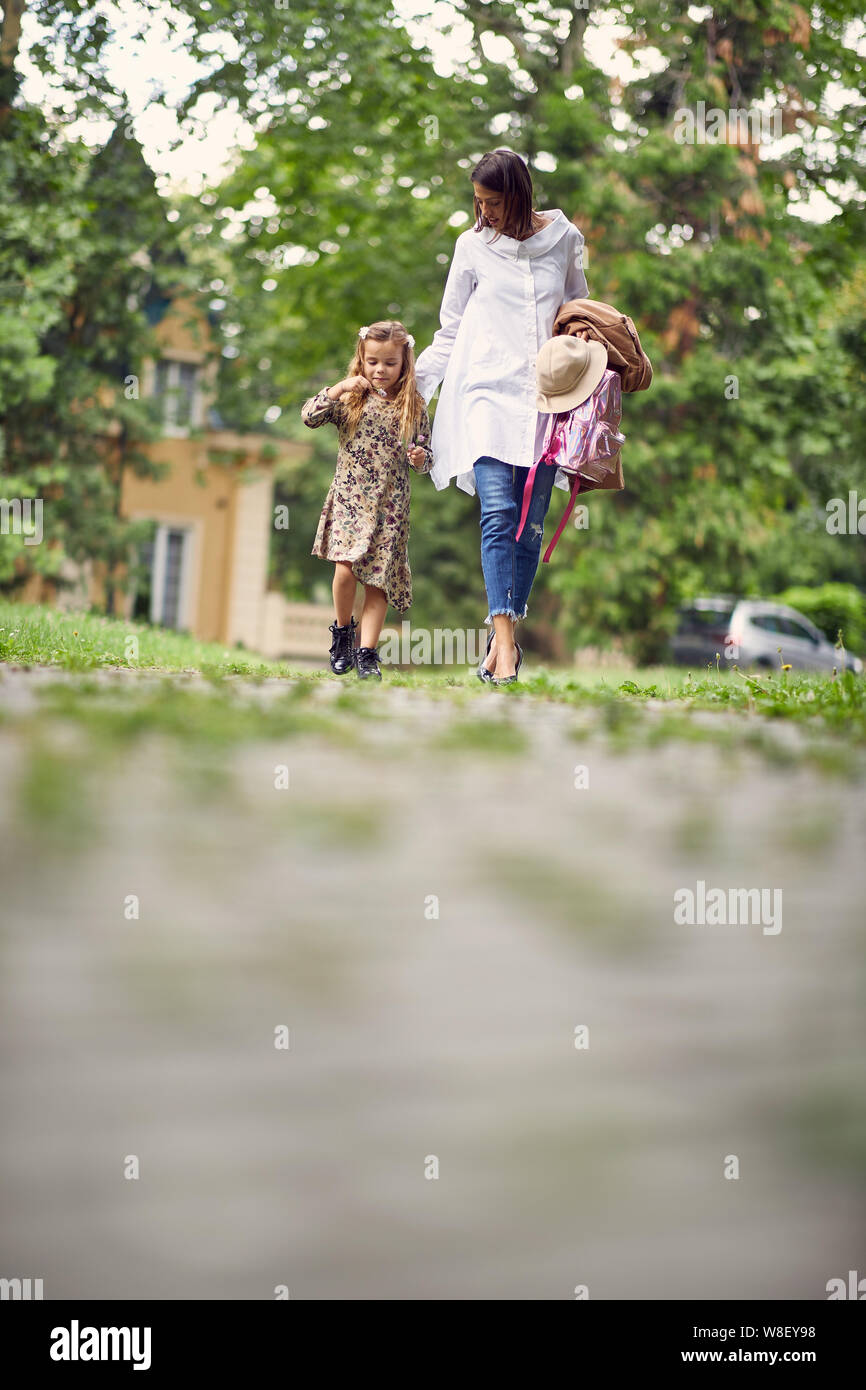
top-left (542, 472), bottom-right (582, 563)
top-left (514, 460), bottom-right (541, 544)
top-left (515, 414), bottom-right (565, 544)
top-left (514, 457), bottom-right (582, 562)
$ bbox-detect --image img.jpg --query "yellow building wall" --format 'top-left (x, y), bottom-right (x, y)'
top-left (12, 289), bottom-right (310, 646)
top-left (152, 293), bottom-right (212, 358)
top-left (223, 468), bottom-right (276, 651)
top-left (120, 440), bottom-right (257, 644)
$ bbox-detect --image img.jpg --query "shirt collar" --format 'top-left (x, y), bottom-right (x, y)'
top-left (479, 208), bottom-right (571, 259)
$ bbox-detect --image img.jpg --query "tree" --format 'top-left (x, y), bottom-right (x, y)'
top-left (0, 107), bottom-right (192, 600)
top-left (7, 1), bottom-right (866, 654)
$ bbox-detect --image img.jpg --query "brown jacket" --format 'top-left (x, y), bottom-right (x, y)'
top-left (553, 298), bottom-right (653, 394)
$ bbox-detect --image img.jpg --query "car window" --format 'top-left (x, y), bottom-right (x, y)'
top-left (678, 606), bottom-right (734, 633)
top-left (778, 617), bottom-right (818, 643)
top-left (750, 613), bottom-right (784, 633)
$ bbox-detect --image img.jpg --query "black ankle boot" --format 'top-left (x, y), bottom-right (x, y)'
top-left (328, 616), bottom-right (357, 674)
top-left (355, 646), bottom-right (382, 680)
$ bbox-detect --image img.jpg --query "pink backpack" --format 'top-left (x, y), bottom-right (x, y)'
top-left (515, 367), bottom-right (626, 562)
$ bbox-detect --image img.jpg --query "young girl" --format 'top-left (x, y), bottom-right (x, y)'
top-left (301, 320), bottom-right (433, 680)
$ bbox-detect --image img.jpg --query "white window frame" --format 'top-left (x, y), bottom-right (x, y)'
top-left (153, 357), bottom-right (204, 436)
top-left (150, 522), bottom-right (198, 631)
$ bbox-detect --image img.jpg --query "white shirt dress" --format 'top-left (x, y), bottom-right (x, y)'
top-left (414, 208), bottom-right (589, 498)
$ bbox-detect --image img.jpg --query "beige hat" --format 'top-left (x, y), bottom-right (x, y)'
top-left (536, 335), bottom-right (608, 413)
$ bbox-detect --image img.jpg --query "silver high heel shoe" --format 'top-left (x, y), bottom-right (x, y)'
top-left (476, 626), bottom-right (496, 683)
top-left (491, 640), bottom-right (523, 686)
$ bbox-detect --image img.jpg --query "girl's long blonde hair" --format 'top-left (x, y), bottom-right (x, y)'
top-left (341, 320), bottom-right (425, 449)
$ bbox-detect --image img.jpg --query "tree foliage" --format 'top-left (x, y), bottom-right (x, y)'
top-left (4, 1), bottom-right (865, 655)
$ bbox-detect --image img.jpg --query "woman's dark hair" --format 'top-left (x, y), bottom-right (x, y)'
top-left (470, 148), bottom-right (538, 243)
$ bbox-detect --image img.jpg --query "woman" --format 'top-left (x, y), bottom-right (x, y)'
top-left (414, 148), bottom-right (589, 683)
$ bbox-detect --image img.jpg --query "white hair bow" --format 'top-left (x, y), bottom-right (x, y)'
top-left (358, 325), bottom-right (415, 347)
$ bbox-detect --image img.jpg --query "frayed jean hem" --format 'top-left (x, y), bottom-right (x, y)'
top-left (485, 605), bottom-right (528, 626)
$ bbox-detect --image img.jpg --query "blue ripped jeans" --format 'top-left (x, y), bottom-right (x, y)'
top-left (474, 456), bottom-right (558, 625)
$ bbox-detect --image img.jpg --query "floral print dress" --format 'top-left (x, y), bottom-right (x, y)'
top-left (301, 387), bottom-right (434, 613)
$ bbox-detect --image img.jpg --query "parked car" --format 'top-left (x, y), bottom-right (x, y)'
top-left (670, 597), bottom-right (863, 674)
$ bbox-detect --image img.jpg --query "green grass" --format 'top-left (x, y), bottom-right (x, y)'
top-left (26, 676), bottom-right (357, 749)
top-left (431, 712), bottom-right (530, 756)
top-left (387, 660), bottom-right (866, 744)
top-left (604, 665), bottom-right (866, 739)
top-left (2, 600), bottom-right (865, 749)
top-left (0, 599), bottom-right (291, 677)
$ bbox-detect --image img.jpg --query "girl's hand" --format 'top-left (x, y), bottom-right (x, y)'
top-left (327, 376), bottom-right (371, 400)
top-left (408, 446), bottom-right (427, 469)
top-left (343, 375), bottom-right (372, 395)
